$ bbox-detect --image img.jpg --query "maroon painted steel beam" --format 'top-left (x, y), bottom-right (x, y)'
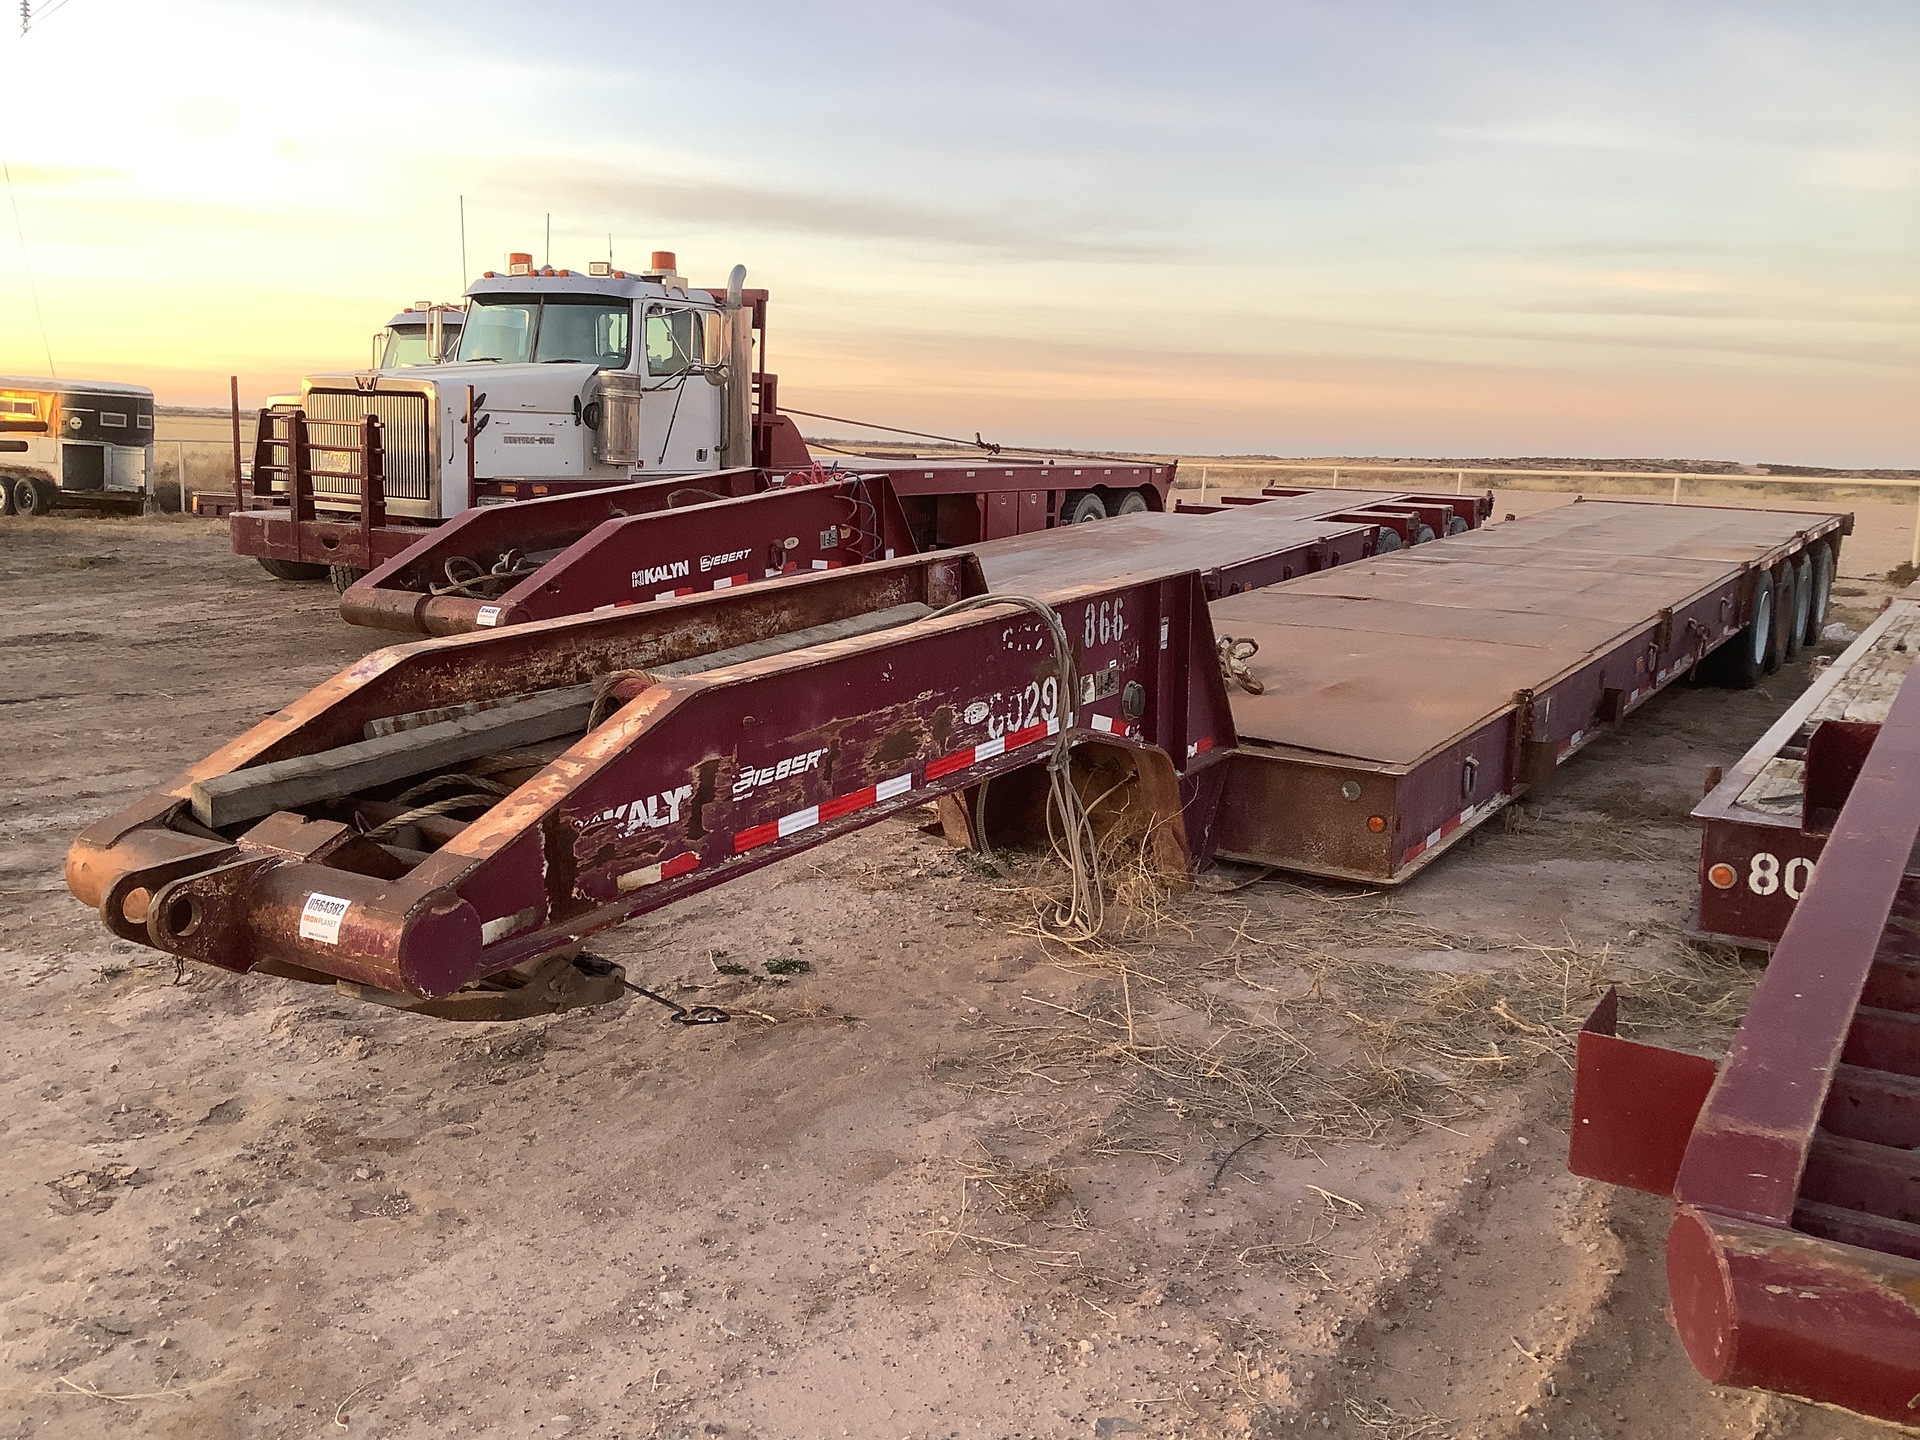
top-left (1571, 664), bottom-right (1920, 1425)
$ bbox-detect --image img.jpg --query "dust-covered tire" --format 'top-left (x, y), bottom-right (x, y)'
top-left (1372, 526), bottom-right (1403, 553)
top-left (1412, 523), bottom-right (1437, 545)
top-left (1765, 562), bottom-right (1795, 673)
top-left (1114, 490), bottom-right (1151, 517)
top-left (329, 564), bottom-right (368, 594)
top-left (256, 556), bottom-right (329, 582)
top-left (1063, 492), bottom-right (1106, 524)
top-left (1784, 556), bottom-right (1811, 660)
top-left (1804, 542), bottom-right (1835, 646)
top-left (1445, 515), bottom-right (1470, 536)
top-left (0, 473), bottom-right (14, 516)
top-left (12, 474), bottom-right (56, 516)
top-left (1723, 569), bottom-right (1773, 689)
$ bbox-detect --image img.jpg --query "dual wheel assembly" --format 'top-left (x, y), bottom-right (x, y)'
top-left (0, 470), bottom-right (59, 517)
top-left (1708, 541), bottom-right (1836, 688)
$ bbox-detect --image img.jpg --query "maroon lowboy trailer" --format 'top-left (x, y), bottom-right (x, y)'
top-left (1571, 660), bottom-right (1920, 1425)
top-left (69, 497), bottom-right (1840, 1020)
top-left (1692, 579), bottom-right (1920, 949)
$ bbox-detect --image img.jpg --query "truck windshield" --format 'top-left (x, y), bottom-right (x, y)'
top-left (381, 328), bottom-right (436, 367)
top-left (457, 296), bottom-right (632, 368)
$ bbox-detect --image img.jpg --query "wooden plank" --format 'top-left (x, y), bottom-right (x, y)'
top-left (195, 603), bottom-right (937, 830)
top-left (650, 602), bottom-right (934, 678)
top-left (191, 688), bottom-right (594, 828)
top-left (364, 683), bottom-right (594, 739)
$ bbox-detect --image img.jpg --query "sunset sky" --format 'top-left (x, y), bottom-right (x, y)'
top-left (0, 1), bottom-right (1913, 464)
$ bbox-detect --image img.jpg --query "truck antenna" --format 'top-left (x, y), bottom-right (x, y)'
top-left (545, 213), bottom-right (551, 268)
top-left (459, 194), bottom-right (468, 292)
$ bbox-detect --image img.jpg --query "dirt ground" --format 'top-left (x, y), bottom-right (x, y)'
top-left (0, 501), bottom-right (1907, 1440)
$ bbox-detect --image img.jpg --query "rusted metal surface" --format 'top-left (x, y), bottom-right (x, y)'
top-left (1205, 500), bottom-right (1847, 884)
top-left (1569, 665), bottom-right (1920, 1425)
top-left (1693, 580), bottom-right (1920, 948)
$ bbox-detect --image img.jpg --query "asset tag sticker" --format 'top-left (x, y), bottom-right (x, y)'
top-left (475, 606), bottom-right (502, 627)
top-left (299, 892), bottom-right (352, 945)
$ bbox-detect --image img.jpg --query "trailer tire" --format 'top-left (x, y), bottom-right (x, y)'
top-left (256, 557), bottom-right (329, 582)
top-left (330, 565), bottom-right (369, 594)
top-left (0, 474), bottom-right (14, 516)
top-left (1783, 555), bottom-right (1812, 660)
top-left (1372, 527), bottom-right (1403, 553)
top-left (1114, 490), bottom-right (1151, 517)
top-left (1412, 523), bottom-right (1437, 545)
top-left (1445, 515), bottom-right (1470, 536)
top-left (1063, 492), bottom-right (1106, 524)
top-left (1804, 542), bottom-right (1835, 646)
top-left (1765, 563), bottom-right (1794, 673)
top-left (13, 474), bottom-right (56, 516)
top-left (1718, 571), bottom-right (1773, 689)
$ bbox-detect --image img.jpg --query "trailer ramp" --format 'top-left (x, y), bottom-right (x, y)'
top-left (1570, 662), bottom-right (1920, 1426)
top-left (1693, 579), bottom-right (1920, 948)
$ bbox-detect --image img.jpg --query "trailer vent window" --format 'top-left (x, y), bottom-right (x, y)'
top-left (137, 415), bottom-right (152, 429)
top-left (101, 412), bottom-right (128, 428)
top-left (0, 398), bottom-right (33, 416)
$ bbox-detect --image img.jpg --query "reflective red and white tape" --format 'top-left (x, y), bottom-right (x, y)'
top-left (1399, 795), bottom-right (1505, 866)
top-left (734, 772), bottom-right (915, 854)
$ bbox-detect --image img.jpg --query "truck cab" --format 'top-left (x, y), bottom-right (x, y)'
top-left (375, 304), bottom-right (464, 368)
top-left (260, 252), bottom-right (750, 530)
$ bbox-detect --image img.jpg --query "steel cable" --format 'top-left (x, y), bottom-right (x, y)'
top-left (927, 593), bottom-right (1104, 941)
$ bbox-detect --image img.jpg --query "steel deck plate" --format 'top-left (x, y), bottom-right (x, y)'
top-left (973, 506), bottom-right (1380, 597)
top-left (1212, 501), bottom-right (1836, 766)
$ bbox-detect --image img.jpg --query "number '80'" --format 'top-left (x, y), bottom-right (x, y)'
top-left (1748, 852), bottom-right (1814, 899)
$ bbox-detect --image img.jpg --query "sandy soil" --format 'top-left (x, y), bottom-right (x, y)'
top-left (0, 505), bottom-right (1905, 1440)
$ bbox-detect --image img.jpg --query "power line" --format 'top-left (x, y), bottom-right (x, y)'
top-left (11, 0), bottom-right (77, 372)
top-left (2, 155), bottom-right (56, 377)
top-left (22, 0), bottom-right (79, 34)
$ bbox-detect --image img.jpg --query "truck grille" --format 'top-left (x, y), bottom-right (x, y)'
top-left (305, 389), bottom-right (432, 503)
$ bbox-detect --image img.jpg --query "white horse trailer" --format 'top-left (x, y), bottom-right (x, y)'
top-left (0, 376), bottom-right (156, 515)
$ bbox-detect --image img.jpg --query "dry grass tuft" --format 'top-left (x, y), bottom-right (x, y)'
top-left (1343, 1396), bottom-right (1454, 1439)
top-left (959, 1155), bottom-right (1071, 1220)
top-left (958, 858), bottom-right (1757, 1159)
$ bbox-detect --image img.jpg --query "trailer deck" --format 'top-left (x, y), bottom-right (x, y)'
top-left (1692, 580), bottom-right (1920, 948)
top-left (1201, 501), bottom-right (1847, 882)
top-left (67, 498), bottom-right (1842, 1013)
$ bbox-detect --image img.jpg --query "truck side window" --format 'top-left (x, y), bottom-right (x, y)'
top-left (646, 309), bottom-right (703, 378)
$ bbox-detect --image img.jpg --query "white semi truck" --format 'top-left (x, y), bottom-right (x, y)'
top-left (234, 250), bottom-right (777, 579)
top-left (231, 250), bottom-right (1171, 584)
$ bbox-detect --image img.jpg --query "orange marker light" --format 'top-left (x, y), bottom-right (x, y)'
top-left (1366, 815), bottom-right (1387, 833)
top-left (1707, 863), bottom-right (1737, 890)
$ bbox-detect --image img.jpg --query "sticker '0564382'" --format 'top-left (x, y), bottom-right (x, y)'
top-left (299, 893), bottom-right (352, 945)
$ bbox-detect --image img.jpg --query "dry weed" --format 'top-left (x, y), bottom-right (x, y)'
top-left (959, 849), bottom-right (1756, 1159)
